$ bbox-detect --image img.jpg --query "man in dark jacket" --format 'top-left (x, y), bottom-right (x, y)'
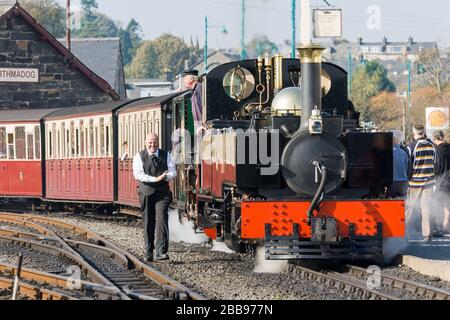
top-left (432, 130), bottom-right (450, 234)
top-left (387, 131), bottom-right (410, 198)
top-left (133, 133), bottom-right (176, 262)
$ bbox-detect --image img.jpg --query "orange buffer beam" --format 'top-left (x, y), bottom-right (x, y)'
top-left (241, 200), bottom-right (405, 239)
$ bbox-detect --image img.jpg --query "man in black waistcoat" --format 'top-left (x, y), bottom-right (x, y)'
top-left (133, 133), bottom-right (176, 262)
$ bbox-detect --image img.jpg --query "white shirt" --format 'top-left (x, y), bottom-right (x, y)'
top-left (132, 149), bottom-right (177, 183)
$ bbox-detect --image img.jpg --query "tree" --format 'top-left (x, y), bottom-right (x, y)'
top-left (80, 0), bottom-right (98, 16)
top-left (119, 19), bottom-right (143, 66)
top-left (125, 34), bottom-right (191, 80)
top-left (246, 35), bottom-right (278, 58)
top-left (21, 0), bottom-right (65, 38)
top-left (369, 92), bottom-right (403, 131)
top-left (125, 41), bottom-right (158, 79)
top-left (350, 60), bottom-right (396, 121)
top-left (417, 47), bottom-right (450, 94)
top-left (77, 13), bottom-right (119, 38)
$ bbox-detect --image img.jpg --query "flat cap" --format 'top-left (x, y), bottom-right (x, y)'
top-left (182, 69), bottom-right (199, 77)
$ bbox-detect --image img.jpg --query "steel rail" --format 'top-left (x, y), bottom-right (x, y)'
top-left (0, 262), bottom-right (126, 299)
top-left (0, 276), bottom-right (78, 300)
top-left (345, 265), bottom-right (450, 300)
top-left (0, 215), bottom-right (124, 295)
top-left (288, 264), bottom-right (400, 300)
top-left (0, 213), bottom-right (206, 300)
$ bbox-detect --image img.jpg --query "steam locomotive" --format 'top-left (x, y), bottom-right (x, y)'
top-left (174, 45), bottom-right (405, 260)
top-left (0, 45), bottom-right (405, 261)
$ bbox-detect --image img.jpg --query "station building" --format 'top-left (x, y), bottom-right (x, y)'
top-left (0, 3), bottom-right (120, 110)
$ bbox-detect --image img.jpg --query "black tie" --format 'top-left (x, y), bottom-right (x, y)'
top-left (150, 154), bottom-right (158, 167)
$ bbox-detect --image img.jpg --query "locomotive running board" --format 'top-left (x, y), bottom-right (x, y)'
top-left (264, 222), bottom-right (383, 260)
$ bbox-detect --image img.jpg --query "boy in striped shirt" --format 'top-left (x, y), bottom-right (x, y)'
top-left (407, 125), bottom-right (436, 241)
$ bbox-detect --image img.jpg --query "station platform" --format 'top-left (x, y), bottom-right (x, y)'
top-left (399, 236), bottom-right (450, 282)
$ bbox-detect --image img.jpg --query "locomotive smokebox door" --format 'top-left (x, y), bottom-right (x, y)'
top-left (310, 217), bottom-right (338, 242)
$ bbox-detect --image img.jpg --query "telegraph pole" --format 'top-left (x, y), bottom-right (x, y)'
top-left (204, 16), bottom-right (208, 70)
top-left (240, 0), bottom-right (247, 59)
top-left (407, 59), bottom-right (411, 110)
top-left (291, 0), bottom-right (296, 58)
top-left (66, 0), bottom-right (71, 52)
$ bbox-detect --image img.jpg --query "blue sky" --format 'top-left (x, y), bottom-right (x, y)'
top-left (57, 0), bottom-right (450, 48)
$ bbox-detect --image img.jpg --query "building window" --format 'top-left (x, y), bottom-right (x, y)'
top-left (15, 127), bottom-right (26, 160)
top-left (0, 127), bottom-right (6, 159)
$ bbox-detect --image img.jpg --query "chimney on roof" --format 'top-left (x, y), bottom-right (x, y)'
top-left (408, 36), bottom-right (413, 46)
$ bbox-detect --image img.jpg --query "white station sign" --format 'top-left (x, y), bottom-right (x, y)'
top-left (313, 9), bottom-right (342, 38)
top-left (0, 68), bottom-right (39, 83)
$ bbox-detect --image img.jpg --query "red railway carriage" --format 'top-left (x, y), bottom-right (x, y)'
top-left (116, 94), bottom-right (179, 208)
top-left (43, 101), bottom-right (135, 204)
top-left (0, 109), bottom-right (57, 198)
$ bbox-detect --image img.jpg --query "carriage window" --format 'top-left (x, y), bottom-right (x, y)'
top-left (94, 126), bottom-right (99, 157)
top-left (99, 118), bottom-right (105, 157)
top-left (105, 125), bottom-right (110, 156)
top-left (61, 122), bottom-right (65, 159)
top-left (75, 128), bottom-right (79, 157)
top-left (15, 127), bottom-right (26, 159)
top-left (89, 119), bottom-right (94, 157)
top-left (65, 128), bottom-right (70, 158)
top-left (27, 134), bottom-right (34, 160)
top-left (0, 127), bottom-right (6, 159)
top-left (70, 121), bottom-right (75, 158)
top-left (57, 130), bottom-right (60, 159)
top-left (34, 126), bottom-right (40, 159)
top-left (84, 127), bottom-right (88, 158)
top-left (52, 123), bottom-right (56, 159)
top-left (136, 121), bottom-right (140, 153)
top-left (48, 131), bottom-right (53, 158)
top-left (8, 133), bottom-right (14, 159)
top-left (80, 120), bottom-right (84, 157)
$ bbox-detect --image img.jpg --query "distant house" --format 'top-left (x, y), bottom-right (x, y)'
top-left (324, 36), bottom-right (438, 88)
top-left (59, 38), bottom-right (127, 98)
top-left (127, 79), bottom-right (175, 98)
top-left (325, 36), bottom-right (437, 66)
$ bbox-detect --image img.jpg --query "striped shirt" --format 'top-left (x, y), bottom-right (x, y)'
top-left (408, 139), bottom-right (436, 188)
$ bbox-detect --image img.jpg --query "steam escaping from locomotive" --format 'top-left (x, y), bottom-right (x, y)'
top-left (169, 209), bottom-right (209, 244)
top-left (254, 247), bottom-right (288, 274)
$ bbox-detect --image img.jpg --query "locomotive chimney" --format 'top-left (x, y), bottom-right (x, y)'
top-left (298, 44), bottom-right (324, 130)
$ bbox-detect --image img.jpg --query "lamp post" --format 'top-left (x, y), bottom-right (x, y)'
top-left (291, 0), bottom-right (296, 58)
top-left (204, 16), bottom-right (228, 71)
top-left (240, 0), bottom-right (247, 59)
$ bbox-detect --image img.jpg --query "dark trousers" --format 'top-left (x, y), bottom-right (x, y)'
top-left (139, 191), bottom-right (172, 255)
top-left (387, 181), bottom-right (408, 198)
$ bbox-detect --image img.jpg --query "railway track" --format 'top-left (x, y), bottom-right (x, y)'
top-left (0, 212), bottom-right (205, 300)
top-left (288, 263), bottom-right (450, 300)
